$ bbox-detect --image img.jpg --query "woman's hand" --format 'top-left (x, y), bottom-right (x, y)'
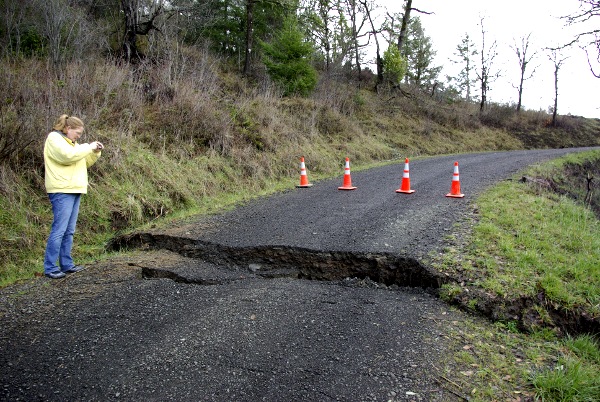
top-left (91, 141), bottom-right (104, 152)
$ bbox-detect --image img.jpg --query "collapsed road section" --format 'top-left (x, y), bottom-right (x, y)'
top-left (108, 232), bottom-right (451, 290)
top-left (108, 231), bottom-right (600, 336)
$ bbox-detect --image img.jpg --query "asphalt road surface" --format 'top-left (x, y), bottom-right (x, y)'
top-left (0, 148), bottom-right (596, 402)
top-left (160, 148), bottom-right (595, 257)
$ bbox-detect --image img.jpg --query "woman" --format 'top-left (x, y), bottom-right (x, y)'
top-left (43, 114), bottom-right (104, 279)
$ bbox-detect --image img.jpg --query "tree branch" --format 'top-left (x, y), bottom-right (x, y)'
top-left (583, 46), bottom-right (600, 78)
top-left (410, 7), bottom-right (433, 15)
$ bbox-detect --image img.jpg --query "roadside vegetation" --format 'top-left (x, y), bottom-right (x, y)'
top-left (434, 150), bottom-right (600, 401)
top-left (439, 309), bottom-right (600, 401)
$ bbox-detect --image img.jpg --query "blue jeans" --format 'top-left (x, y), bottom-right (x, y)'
top-left (44, 193), bottom-right (81, 274)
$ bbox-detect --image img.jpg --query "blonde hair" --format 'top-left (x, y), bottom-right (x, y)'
top-left (53, 114), bottom-right (84, 133)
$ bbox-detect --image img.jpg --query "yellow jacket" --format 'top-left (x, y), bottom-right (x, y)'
top-left (44, 131), bottom-right (101, 194)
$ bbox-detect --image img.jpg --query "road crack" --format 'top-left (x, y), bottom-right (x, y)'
top-left (108, 232), bottom-right (450, 290)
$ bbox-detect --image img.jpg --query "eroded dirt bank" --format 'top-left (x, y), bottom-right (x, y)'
top-left (108, 232), bottom-right (449, 289)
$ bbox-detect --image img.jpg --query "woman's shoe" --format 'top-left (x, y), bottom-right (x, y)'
top-left (62, 265), bottom-right (85, 274)
top-left (45, 271), bottom-right (66, 279)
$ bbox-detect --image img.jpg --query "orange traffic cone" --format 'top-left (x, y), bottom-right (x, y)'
top-left (338, 157), bottom-right (357, 190)
top-left (446, 161), bottom-right (465, 198)
top-left (296, 156), bottom-right (313, 188)
top-left (396, 158), bottom-right (416, 194)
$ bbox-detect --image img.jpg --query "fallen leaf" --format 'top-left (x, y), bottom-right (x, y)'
top-left (460, 370), bottom-right (474, 376)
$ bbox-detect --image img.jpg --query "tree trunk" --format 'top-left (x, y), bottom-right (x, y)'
top-left (397, 0), bottom-right (412, 54)
top-left (465, 57), bottom-right (471, 102)
top-left (479, 64), bottom-right (486, 112)
top-left (319, 1), bottom-right (332, 73)
top-left (348, 0), bottom-right (362, 80)
top-left (121, 0), bottom-right (141, 62)
top-left (430, 82), bottom-right (438, 97)
top-left (243, 0), bottom-right (254, 75)
top-left (517, 68), bottom-right (524, 112)
top-left (552, 63), bottom-right (559, 127)
top-left (324, 25), bottom-right (331, 73)
top-left (375, 53), bottom-right (383, 88)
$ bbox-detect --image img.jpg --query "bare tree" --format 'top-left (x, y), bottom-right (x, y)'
top-left (343, 0), bottom-right (369, 80)
top-left (562, 0), bottom-right (600, 77)
top-left (308, 0), bottom-right (338, 74)
top-left (37, 0), bottom-right (85, 69)
top-left (510, 33), bottom-right (538, 112)
top-left (477, 17), bottom-right (500, 112)
top-left (360, 0), bottom-right (383, 86)
top-left (1, 0), bottom-right (28, 57)
top-left (548, 48), bottom-right (569, 127)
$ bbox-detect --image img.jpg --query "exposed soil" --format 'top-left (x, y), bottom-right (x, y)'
top-left (552, 159), bottom-right (600, 218)
top-left (107, 232), bottom-right (449, 289)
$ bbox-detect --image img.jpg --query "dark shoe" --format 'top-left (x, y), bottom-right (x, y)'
top-left (62, 265), bottom-right (85, 274)
top-left (45, 271), bottom-right (66, 279)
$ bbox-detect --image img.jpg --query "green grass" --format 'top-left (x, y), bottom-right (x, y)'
top-left (436, 150), bottom-right (600, 401)
top-left (471, 181), bottom-right (600, 311)
top-left (439, 312), bottom-right (600, 402)
top-left (532, 335), bottom-right (600, 402)
top-left (439, 150), bottom-right (600, 314)
top-left (439, 314), bottom-right (558, 401)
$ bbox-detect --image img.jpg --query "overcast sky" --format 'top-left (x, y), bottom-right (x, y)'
top-left (376, 0), bottom-right (600, 118)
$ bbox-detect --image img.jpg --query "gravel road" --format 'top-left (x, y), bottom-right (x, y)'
top-left (162, 148), bottom-right (596, 257)
top-left (0, 148), bottom-right (596, 401)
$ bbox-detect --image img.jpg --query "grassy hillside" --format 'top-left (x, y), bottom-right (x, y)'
top-left (1, 52), bottom-right (599, 286)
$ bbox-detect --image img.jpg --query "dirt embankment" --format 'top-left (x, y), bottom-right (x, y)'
top-left (444, 157), bottom-right (600, 337)
top-left (554, 159), bottom-right (600, 218)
